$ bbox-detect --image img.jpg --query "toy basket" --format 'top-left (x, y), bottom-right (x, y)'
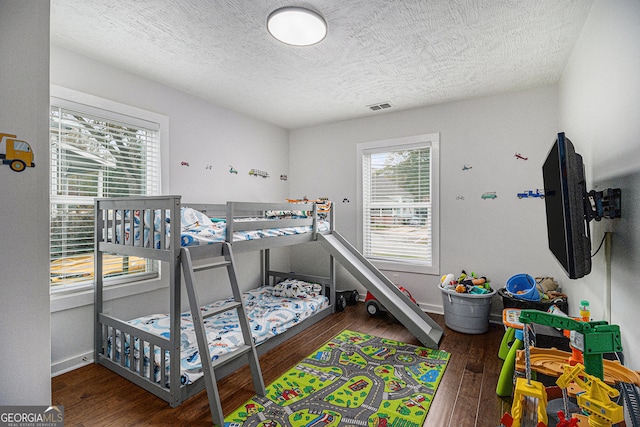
top-left (440, 284), bottom-right (496, 334)
top-left (505, 274), bottom-right (540, 301)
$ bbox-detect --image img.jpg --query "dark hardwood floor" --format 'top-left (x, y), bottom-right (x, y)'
top-left (52, 303), bottom-right (512, 426)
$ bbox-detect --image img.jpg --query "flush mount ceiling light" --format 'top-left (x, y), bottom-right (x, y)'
top-left (267, 7), bottom-right (327, 46)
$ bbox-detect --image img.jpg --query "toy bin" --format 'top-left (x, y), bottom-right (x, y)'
top-left (440, 284), bottom-right (496, 334)
top-left (505, 274), bottom-right (539, 301)
top-left (498, 288), bottom-right (568, 313)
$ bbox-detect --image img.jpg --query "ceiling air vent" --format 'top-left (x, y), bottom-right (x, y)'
top-left (367, 102), bottom-right (393, 111)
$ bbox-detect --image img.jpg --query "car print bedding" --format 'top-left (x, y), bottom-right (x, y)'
top-left (109, 279), bottom-right (328, 385)
top-left (120, 207), bottom-right (331, 248)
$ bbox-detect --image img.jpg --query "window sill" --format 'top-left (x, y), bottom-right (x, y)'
top-left (370, 259), bottom-right (439, 276)
top-left (50, 276), bottom-right (166, 313)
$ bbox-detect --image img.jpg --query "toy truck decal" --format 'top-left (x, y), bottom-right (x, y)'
top-left (481, 191), bottom-right (497, 200)
top-left (0, 133), bottom-right (35, 172)
top-left (517, 189), bottom-right (544, 199)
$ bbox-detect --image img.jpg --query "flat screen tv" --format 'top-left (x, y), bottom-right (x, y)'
top-left (542, 132), bottom-right (591, 279)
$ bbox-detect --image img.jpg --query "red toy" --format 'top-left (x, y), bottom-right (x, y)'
top-left (556, 411), bottom-right (579, 427)
top-left (365, 286), bottom-right (417, 316)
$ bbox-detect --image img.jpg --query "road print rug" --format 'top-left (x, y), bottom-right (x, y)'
top-left (224, 329), bottom-right (450, 427)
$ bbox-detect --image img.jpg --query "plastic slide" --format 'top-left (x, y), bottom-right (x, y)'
top-left (317, 232), bottom-right (444, 349)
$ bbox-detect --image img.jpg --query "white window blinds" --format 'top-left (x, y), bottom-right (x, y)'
top-left (360, 135), bottom-right (439, 272)
top-left (50, 104), bottom-right (161, 289)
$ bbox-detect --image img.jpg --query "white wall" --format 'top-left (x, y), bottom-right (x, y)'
top-left (559, 0), bottom-right (640, 371)
top-left (49, 46), bottom-right (292, 374)
top-left (290, 86), bottom-right (569, 318)
top-left (50, 46), bottom-right (291, 203)
top-left (0, 1), bottom-right (51, 405)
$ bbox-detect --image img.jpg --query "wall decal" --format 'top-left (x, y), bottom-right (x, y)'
top-left (343, 198), bottom-right (350, 203)
top-left (229, 166), bottom-right (238, 174)
top-left (481, 192), bottom-right (497, 200)
top-left (0, 132), bottom-right (35, 172)
top-left (514, 152), bottom-right (528, 161)
top-left (180, 161), bottom-right (190, 167)
top-left (280, 174), bottom-right (288, 181)
top-left (249, 169), bottom-right (269, 178)
top-left (462, 164), bottom-right (472, 171)
top-left (517, 189), bottom-right (544, 199)
top-left (456, 196), bottom-right (465, 200)
top-left (205, 164), bottom-right (213, 170)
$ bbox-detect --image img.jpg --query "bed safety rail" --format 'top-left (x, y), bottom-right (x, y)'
top-left (96, 313), bottom-right (178, 402)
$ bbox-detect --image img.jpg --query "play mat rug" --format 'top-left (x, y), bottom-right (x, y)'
top-left (224, 329), bottom-right (450, 427)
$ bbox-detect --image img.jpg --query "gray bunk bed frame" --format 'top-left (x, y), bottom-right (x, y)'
top-left (94, 195), bottom-right (336, 408)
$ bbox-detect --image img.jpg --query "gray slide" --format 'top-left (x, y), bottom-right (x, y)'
top-left (317, 232), bottom-right (444, 348)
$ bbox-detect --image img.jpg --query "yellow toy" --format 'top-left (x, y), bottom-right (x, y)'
top-left (556, 363), bottom-right (624, 427)
top-left (500, 377), bottom-right (548, 427)
top-left (500, 316), bottom-right (549, 427)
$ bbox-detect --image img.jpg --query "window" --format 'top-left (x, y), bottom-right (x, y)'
top-left (50, 91), bottom-right (162, 291)
top-left (358, 134), bottom-right (439, 274)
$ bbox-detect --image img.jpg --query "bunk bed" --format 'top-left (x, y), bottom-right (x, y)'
top-left (93, 195), bottom-right (336, 410)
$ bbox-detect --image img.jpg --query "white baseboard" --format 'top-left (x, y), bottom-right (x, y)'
top-left (51, 351), bottom-right (93, 377)
top-left (419, 302), bottom-right (444, 315)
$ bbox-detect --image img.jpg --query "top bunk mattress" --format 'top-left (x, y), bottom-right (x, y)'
top-left (122, 206), bottom-right (330, 248)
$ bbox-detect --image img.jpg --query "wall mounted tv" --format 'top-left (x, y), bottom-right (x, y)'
top-left (542, 132), bottom-right (621, 279)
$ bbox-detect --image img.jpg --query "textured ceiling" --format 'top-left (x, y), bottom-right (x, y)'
top-left (50, 0), bottom-right (594, 129)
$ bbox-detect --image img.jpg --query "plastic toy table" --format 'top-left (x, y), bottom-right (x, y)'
top-left (496, 308), bottom-right (525, 397)
top-left (496, 308), bottom-right (572, 397)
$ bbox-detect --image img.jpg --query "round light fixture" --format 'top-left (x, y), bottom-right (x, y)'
top-left (267, 7), bottom-right (327, 46)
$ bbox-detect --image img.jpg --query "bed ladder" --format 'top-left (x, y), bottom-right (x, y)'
top-left (181, 243), bottom-right (266, 427)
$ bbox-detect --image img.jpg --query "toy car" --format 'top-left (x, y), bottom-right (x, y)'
top-left (481, 192), bottom-right (497, 199)
top-left (335, 290), bottom-right (359, 311)
top-left (365, 286), bottom-right (417, 315)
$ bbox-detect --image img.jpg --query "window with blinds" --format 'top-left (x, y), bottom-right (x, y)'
top-left (360, 134), bottom-right (439, 272)
top-left (50, 104), bottom-right (161, 289)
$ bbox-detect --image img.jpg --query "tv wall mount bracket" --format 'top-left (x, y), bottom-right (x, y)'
top-left (585, 188), bottom-right (621, 222)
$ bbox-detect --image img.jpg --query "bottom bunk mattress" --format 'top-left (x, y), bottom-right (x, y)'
top-left (108, 279), bottom-right (328, 385)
